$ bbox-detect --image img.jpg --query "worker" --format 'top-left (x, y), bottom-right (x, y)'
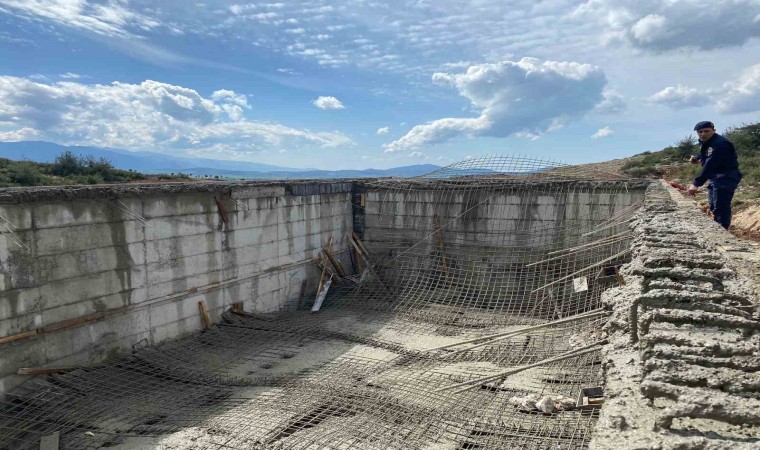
top-left (686, 121), bottom-right (742, 229)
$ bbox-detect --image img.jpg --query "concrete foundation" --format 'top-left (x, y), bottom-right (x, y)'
top-left (0, 182), bottom-right (353, 394)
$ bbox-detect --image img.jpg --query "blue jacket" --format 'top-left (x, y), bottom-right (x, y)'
top-left (693, 133), bottom-right (741, 187)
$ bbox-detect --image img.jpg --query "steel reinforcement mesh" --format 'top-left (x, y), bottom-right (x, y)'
top-left (0, 156), bottom-right (646, 449)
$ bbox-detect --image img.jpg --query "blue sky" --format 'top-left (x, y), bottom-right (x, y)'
top-left (0, 1), bottom-right (758, 170)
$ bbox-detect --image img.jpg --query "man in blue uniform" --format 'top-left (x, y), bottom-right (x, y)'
top-left (686, 121), bottom-right (742, 229)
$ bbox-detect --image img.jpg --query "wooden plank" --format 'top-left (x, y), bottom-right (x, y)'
top-left (352, 232), bottom-right (370, 257)
top-left (315, 252), bottom-right (329, 302)
top-left (323, 236), bottom-right (348, 277)
top-left (312, 278), bottom-right (332, 312)
top-left (214, 195), bottom-right (229, 225)
top-left (18, 366), bottom-right (75, 376)
top-left (198, 300), bottom-right (211, 330)
top-left (433, 215), bottom-right (450, 280)
top-left (0, 329), bottom-right (37, 345)
top-left (40, 431), bottom-right (60, 450)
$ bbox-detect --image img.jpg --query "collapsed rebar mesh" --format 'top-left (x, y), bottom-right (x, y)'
top-left (0, 156), bottom-right (647, 449)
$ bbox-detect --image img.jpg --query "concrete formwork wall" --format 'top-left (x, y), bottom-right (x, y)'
top-left (0, 183), bottom-right (352, 394)
top-left (363, 185), bottom-right (646, 255)
top-left (360, 183), bottom-right (647, 315)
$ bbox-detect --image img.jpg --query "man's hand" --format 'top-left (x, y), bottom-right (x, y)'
top-left (686, 184), bottom-right (698, 196)
top-left (689, 156), bottom-right (700, 164)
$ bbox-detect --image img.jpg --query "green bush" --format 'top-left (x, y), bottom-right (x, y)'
top-left (622, 121), bottom-right (760, 191)
top-left (0, 150), bottom-right (151, 187)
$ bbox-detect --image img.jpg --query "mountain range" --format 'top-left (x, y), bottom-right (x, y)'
top-left (0, 142), bottom-right (440, 179)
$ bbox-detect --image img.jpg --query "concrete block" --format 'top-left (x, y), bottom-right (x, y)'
top-left (0, 337), bottom-right (47, 382)
top-left (142, 194), bottom-right (217, 219)
top-left (33, 199), bottom-right (142, 229)
top-left (0, 287), bottom-right (41, 321)
top-left (150, 316), bottom-right (201, 345)
top-left (36, 242), bottom-right (146, 284)
top-left (0, 311), bottom-right (39, 339)
top-left (39, 266), bottom-right (146, 310)
top-left (0, 204), bottom-right (32, 231)
top-left (0, 245), bottom-right (37, 290)
top-left (146, 250), bottom-right (223, 285)
top-left (146, 233), bottom-right (221, 264)
top-left (248, 196), bottom-right (280, 212)
top-left (40, 288), bottom-right (145, 325)
top-left (231, 186), bottom-right (286, 199)
top-left (225, 224), bottom-right (279, 249)
top-left (144, 268), bottom-right (225, 301)
top-left (35, 221), bottom-right (144, 257)
top-left (279, 205), bottom-right (305, 224)
top-left (144, 213), bottom-right (219, 241)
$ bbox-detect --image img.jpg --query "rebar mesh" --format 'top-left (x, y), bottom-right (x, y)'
top-left (0, 156), bottom-right (647, 449)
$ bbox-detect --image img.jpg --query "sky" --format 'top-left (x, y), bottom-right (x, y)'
top-left (0, 1), bottom-right (758, 170)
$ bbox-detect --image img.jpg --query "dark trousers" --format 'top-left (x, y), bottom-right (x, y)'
top-left (707, 177), bottom-right (740, 229)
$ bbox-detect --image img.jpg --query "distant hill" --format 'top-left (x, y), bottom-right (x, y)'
top-left (177, 164), bottom-right (442, 179)
top-left (0, 141), bottom-right (303, 173)
top-left (0, 141), bottom-right (440, 179)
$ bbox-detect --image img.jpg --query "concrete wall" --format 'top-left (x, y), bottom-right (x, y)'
top-left (363, 182), bottom-right (646, 255)
top-left (361, 181), bottom-right (648, 315)
top-left (0, 182), bottom-right (353, 394)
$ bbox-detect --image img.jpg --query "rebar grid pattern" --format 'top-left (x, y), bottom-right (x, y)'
top-left (0, 157), bottom-right (647, 449)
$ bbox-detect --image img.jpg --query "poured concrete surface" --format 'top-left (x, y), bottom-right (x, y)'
top-left (591, 182), bottom-right (760, 450)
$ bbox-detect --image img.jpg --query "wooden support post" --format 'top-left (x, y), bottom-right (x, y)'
top-left (323, 236), bottom-right (348, 277)
top-left (352, 232), bottom-right (370, 257)
top-left (316, 252), bottom-right (329, 300)
top-left (433, 215), bottom-right (450, 280)
top-left (214, 195), bottom-right (229, 225)
top-left (198, 300), bottom-right (211, 330)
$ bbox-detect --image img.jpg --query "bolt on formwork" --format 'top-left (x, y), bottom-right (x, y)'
top-left (0, 156), bottom-right (648, 450)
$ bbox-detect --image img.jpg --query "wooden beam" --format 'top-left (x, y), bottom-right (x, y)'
top-left (214, 195), bottom-right (229, 225)
top-left (18, 366), bottom-right (76, 376)
top-left (315, 252), bottom-right (329, 302)
top-left (323, 236), bottom-right (348, 277)
top-left (0, 329), bottom-right (38, 345)
top-left (198, 300), bottom-right (211, 330)
top-left (433, 215), bottom-right (450, 280)
top-left (352, 232), bottom-right (370, 257)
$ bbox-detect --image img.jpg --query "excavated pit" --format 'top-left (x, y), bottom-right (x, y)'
top-left (0, 158), bottom-right (756, 449)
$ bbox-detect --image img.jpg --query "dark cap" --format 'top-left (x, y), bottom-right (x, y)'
top-left (694, 121), bottom-right (715, 131)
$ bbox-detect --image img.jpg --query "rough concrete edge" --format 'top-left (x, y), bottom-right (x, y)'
top-left (590, 180), bottom-right (760, 450)
top-left (0, 178), bottom-right (370, 204)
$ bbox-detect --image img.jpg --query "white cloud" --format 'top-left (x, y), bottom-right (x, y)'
top-left (59, 72), bottom-right (81, 79)
top-left (385, 57), bottom-right (607, 152)
top-left (376, 126), bottom-right (389, 135)
top-left (574, 0), bottom-right (760, 51)
top-left (647, 84), bottom-right (706, 109)
top-left (591, 126), bottom-right (614, 139)
top-left (313, 95), bottom-right (345, 110)
top-left (0, 127), bottom-right (39, 142)
top-left (0, 76), bottom-right (351, 154)
top-left (0, 0), bottom-right (161, 38)
top-left (594, 89), bottom-right (626, 113)
top-left (409, 151), bottom-right (426, 158)
top-left (716, 63), bottom-right (760, 114)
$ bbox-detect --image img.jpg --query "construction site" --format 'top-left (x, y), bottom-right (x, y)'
top-left (0, 156), bottom-right (757, 449)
